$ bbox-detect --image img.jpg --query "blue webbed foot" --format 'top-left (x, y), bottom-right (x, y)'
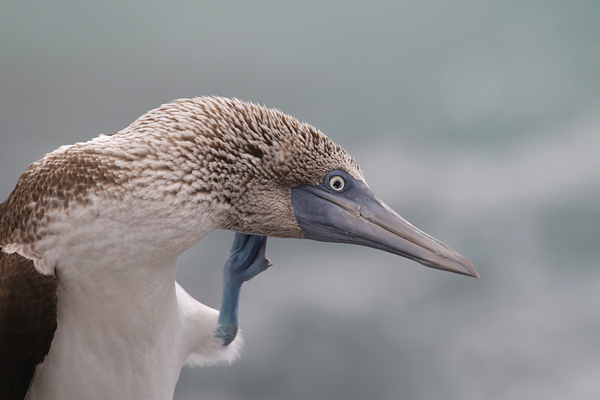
top-left (224, 233), bottom-right (272, 283)
top-left (216, 233), bottom-right (271, 345)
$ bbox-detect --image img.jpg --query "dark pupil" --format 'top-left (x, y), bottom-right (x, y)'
top-left (332, 179), bottom-right (341, 189)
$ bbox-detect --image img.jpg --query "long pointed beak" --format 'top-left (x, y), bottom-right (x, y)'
top-left (291, 175), bottom-right (478, 278)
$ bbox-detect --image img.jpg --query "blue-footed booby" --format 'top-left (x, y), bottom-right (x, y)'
top-left (0, 97), bottom-right (477, 400)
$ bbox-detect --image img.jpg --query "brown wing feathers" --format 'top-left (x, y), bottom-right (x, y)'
top-left (0, 251), bottom-right (57, 400)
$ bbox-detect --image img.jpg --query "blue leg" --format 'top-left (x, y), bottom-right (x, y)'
top-left (216, 233), bottom-right (272, 345)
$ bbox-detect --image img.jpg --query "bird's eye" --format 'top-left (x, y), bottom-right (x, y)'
top-left (329, 175), bottom-right (346, 191)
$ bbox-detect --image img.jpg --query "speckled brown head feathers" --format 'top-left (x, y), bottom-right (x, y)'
top-left (0, 97), bottom-right (363, 259)
top-left (148, 97), bottom-right (364, 237)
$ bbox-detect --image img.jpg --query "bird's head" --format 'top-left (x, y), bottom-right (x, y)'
top-left (124, 97), bottom-right (478, 278)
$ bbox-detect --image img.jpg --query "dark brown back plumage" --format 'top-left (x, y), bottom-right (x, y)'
top-left (0, 251), bottom-right (57, 400)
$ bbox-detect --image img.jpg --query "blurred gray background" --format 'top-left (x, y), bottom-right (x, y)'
top-left (1, 1), bottom-right (599, 399)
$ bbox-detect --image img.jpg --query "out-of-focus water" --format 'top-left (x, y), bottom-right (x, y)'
top-left (1, 1), bottom-right (599, 399)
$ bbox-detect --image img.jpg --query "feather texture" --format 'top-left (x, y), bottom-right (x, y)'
top-left (0, 97), bottom-right (363, 399)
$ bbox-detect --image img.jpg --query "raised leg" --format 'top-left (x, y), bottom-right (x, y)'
top-left (215, 233), bottom-right (271, 345)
